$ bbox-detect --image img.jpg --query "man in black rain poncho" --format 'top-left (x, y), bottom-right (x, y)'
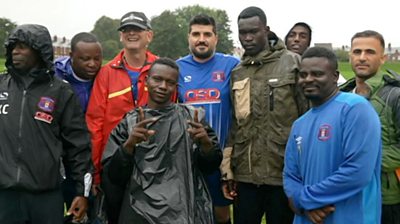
top-left (101, 57), bottom-right (222, 224)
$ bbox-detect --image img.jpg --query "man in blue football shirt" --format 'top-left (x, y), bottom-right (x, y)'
top-left (176, 14), bottom-right (239, 224)
top-left (284, 47), bottom-right (381, 224)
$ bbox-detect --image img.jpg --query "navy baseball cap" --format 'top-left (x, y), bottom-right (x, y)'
top-left (118, 11), bottom-right (152, 31)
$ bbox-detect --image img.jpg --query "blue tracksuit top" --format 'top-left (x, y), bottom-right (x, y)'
top-left (54, 56), bottom-right (93, 113)
top-left (284, 92), bottom-right (382, 224)
top-left (177, 53), bottom-right (239, 148)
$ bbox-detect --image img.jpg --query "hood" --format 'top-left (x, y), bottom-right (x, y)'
top-left (54, 56), bottom-right (73, 78)
top-left (4, 24), bottom-right (54, 77)
top-left (241, 37), bottom-right (286, 66)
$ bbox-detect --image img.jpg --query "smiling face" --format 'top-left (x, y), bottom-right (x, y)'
top-left (350, 36), bottom-right (386, 81)
top-left (146, 63), bottom-right (178, 109)
top-left (298, 57), bottom-right (339, 107)
top-left (120, 25), bottom-right (153, 52)
top-left (70, 41), bottom-right (102, 80)
top-left (238, 16), bottom-right (268, 56)
top-left (188, 24), bottom-right (218, 62)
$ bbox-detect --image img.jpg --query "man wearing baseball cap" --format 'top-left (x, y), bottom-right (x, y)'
top-left (86, 11), bottom-right (160, 224)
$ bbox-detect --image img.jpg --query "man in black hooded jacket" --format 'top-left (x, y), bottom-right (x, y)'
top-left (0, 24), bottom-right (92, 224)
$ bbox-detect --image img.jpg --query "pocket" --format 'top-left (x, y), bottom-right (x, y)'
top-left (267, 77), bottom-right (299, 130)
top-left (231, 138), bottom-right (250, 174)
top-left (268, 77), bottom-right (295, 111)
top-left (232, 78), bottom-right (250, 120)
top-left (269, 135), bottom-right (287, 157)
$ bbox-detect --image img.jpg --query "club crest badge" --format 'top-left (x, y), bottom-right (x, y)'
top-left (318, 124), bottom-right (331, 141)
top-left (38, 97), bottom-right (55, 112)
top-left (212, 71), bottom-right (225, 82)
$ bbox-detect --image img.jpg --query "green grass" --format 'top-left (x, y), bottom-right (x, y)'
top-left (0, 58), bottom-right (5, 72)
top-left (339, 61), bottom-right (400, 80)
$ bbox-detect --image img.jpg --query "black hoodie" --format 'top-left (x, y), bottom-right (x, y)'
top-left (0, 24), bottom-right (92, 195)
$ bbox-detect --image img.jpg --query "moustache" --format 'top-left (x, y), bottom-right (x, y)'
top-left (196, 42), bottom-right (208, 47)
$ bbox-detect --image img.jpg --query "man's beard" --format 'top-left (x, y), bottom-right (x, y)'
top-left (190, 47), bottom-right (214, 59)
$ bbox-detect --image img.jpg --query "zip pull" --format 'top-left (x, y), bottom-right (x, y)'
top-left (269, 88), bottom-right (274, 111)
top-left (268, 79), bottom-right (278, 111)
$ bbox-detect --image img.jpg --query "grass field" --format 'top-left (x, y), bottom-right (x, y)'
top-left (339, 61), bottom-right (400, 79)
top-left (0, 58), bottom-right (5, 72)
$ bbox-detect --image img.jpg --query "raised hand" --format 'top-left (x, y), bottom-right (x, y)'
top-left (123, 107), bottom-right (159, 154)
top-left (187, 109), bottom-right (213, 152)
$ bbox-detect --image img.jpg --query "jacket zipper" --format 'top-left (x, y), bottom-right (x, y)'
top-left (16, 89), bottom-right (27, 182)
top-left (269, 87), bottom-right (274, 111)
top-left (248, 141), bottom-right (252, 173)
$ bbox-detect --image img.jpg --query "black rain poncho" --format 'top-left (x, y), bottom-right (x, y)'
top-left (101, 104), bottom-right (222, 224)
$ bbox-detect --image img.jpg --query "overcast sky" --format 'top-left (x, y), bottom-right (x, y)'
top-left (1, 0), bottom-right (398, 48)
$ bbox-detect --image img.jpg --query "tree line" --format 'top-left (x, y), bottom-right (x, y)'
top-left (90, 5), bottom-right (235, 60)
top-left (1, 5), bottom-right (358, 62)
top-left (0, 5), bottom-right (235, 61)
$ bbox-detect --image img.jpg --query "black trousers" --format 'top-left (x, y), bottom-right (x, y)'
top-left (233, 182), bottom-right (294, 224)
top-left (382, 203), bottom-right (400, 224)
top-left (0, 188), bottom-right (64, 224)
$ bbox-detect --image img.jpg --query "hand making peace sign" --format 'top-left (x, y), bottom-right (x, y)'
top-left (123, 107), bottom-right (160, 155)
top-left (187, 109), bottom-right (213, 153)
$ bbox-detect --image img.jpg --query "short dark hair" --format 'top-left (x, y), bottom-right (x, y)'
top-left (189, 14), bottom-right (217, 35)
top-left (149, 57), bottom-right (179, 75)
top-left (351, 30), bottom-right (385, 49)
top-left (284, 22), bottom-right (312, 47)
top-left (302, 47), bottom-right (338, 70)
top-left (238, 6), bottom-right (267, 26)
top-left (70, 32), bottom-right (99, 52)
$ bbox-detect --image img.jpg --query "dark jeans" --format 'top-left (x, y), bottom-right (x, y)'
top-left (233, 182), bottom-right (294, 224)
top-left (0, 188), bottom-right (64, 224)
top-left (382, 203), bottom-right (400, 224)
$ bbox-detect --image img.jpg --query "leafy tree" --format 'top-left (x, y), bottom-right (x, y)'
top-left (150, 5), bottom-right (235, 59)
top-left (0, 18), bottom-right (17, 58)
top-left (149, 11), bottom-right (187, 59)
top-left (91, 16), bottom-right (121, 60)
top-left (102, 39), bottom-right (120, 62)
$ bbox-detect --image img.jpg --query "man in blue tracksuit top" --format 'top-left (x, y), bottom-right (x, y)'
top-left (54, 32), bottom-right (102, 113)
top-left (283, 47), bottom-right (381, 224)
top-left (54, 32), bottom-right (102, 223)
top-left (176, 14), bottom-right (239, 224)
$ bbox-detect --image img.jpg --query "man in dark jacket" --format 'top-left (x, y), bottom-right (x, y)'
top-left (0, 24), bottom-right (92, 224)
top-left (101, 58), bottom-right (222, 224)
top-left (220, 6), bottom-right (308, 224)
